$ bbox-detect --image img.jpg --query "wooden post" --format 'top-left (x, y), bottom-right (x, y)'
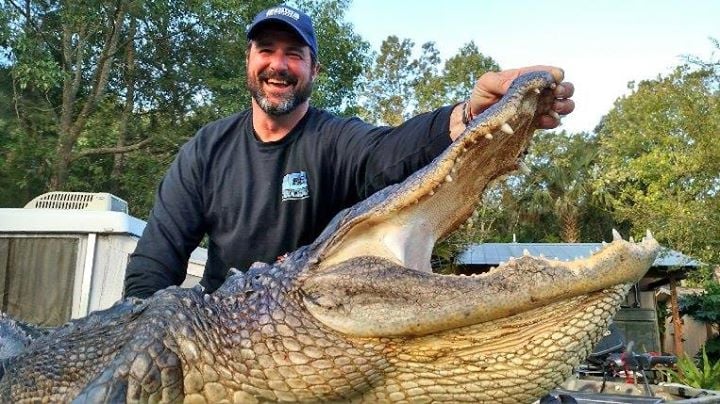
top-left (669, 276), bottom-right (684, 356)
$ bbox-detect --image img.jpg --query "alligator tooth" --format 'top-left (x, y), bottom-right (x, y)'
top-left (428, 190), bottom-right (434, 196)
top-left (445, 175), bottom-right (453, 183)
top-left (508, 257), bottom-right (515, 261)
top-left (602, 241), bottom-right (607, 246)
top-left (539, 253), bottom-right (545, 258)
top-left (500, 123), bottom-right (514, 135)
top-left (485, 133), bottom-right (494, 140)
top-left (612, 229), bottom-right (622, 241)
top-left (629, 236), bottom-right (635, 243)
top-left (549, 110), bottom-right (560, 120)
top-left (523, 249), bottom-right (530, 257)
top-left (550, 83), bottom-right (557, 90)
top-left (534, 88), bottom-right (541, 94)
top-left (645, 229), bottom-right (654, 241)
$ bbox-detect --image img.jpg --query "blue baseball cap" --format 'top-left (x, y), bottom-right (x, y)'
top-left (247, 6), bottom-right (318, 58)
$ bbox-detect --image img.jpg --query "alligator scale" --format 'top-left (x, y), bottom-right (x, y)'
top-left (0, 72), bottom-right (659, 403)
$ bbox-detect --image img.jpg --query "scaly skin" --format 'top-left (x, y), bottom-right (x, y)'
top-left (0, 72), bottom-right (660, 403)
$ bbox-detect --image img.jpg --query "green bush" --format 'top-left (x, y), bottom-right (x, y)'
top-left (665, 347), bottom-right (720, 390)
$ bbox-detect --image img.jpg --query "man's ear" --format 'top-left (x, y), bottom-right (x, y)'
top-left (311, 62), bottom-right (321, 80)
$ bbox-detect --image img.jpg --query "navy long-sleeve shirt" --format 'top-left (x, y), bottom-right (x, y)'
top-left (124, 106), bottom-right (453, 298)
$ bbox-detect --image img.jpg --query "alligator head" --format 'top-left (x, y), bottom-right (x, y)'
top-left (0, 72), bottom-right (659, 403)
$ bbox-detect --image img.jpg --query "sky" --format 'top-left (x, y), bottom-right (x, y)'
top-left (345, 0), bottom-right (719, 134)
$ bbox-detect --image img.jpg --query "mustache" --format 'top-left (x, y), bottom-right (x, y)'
top-left (258, 69), bottom-right (298, 85)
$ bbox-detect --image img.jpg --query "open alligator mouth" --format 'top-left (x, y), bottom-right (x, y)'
top-left (301, 72), bottom-right (660, 338)
top-left (313, 72), bottom-right (557, 274)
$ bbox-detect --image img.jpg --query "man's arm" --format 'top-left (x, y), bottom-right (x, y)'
top-left (124, 140), bottom-right (208, 298)
top-left (448, 66), bottom-right (575, 140)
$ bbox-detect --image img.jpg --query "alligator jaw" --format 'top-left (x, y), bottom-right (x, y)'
top-left (312, 71), bottom-right (558, 274)
top-left (302, 232), bottom-right (659, 337)
top-left (301, 71), bottom-right (660, 338)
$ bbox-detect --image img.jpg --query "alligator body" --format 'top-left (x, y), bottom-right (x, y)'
top-left (0, 72), bottom-right (659, 403)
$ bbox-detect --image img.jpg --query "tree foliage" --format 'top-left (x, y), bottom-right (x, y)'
top-left (358, 37), bottom-right (499, 126)
top-left (594, 64), bottom-right (720, 265)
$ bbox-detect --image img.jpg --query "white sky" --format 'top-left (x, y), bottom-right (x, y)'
top-left (345, 0), bottom-right (719, 133)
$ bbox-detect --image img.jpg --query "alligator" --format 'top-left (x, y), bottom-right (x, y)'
top-left (0, 71), bottom-right (659, 403)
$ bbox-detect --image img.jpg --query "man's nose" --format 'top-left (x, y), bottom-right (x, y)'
top-left (268, 52), bottom-right (289, 70)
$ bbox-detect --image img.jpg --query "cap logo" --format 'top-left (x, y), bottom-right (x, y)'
top-left (265, 7), bottom-right (300, 20)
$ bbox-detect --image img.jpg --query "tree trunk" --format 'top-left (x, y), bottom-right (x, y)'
top-left (110, 17), bottom-right (137, 195)
top-left (670, 277), bottom-right (684, 356)
top-left (561, 209), bottom-right (580, 243)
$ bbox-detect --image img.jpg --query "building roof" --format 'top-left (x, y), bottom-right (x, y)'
top-left (456, 242), bottom-right (701, 268)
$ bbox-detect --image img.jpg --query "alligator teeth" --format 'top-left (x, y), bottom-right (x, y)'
top-left (500, 123), bottom-right (514, 135)
top-left (445, 175), bottom-right (453, 183)
top-left (485, 133), bottom-right (493, 140)
top-left (612, 229), bottom-right (622, 241)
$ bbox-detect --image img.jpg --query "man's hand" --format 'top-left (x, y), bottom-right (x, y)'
top-left (469, 65), bottom-right (575, 129)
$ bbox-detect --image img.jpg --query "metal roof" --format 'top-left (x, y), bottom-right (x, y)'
top-left (456, 243), bottom-right (701, 268)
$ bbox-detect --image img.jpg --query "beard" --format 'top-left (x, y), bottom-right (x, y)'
top-left (247, 68), bottom-right (313, 116)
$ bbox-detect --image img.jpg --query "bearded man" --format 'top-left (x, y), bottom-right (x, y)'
top-left (124, 5), bottom-right (575, 298)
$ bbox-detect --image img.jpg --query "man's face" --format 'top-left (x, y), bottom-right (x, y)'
top-left (247, 25), bottom-right (318, 116)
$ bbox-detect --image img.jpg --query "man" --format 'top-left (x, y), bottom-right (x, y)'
top-left (124, 5), bottom-right (575, 299)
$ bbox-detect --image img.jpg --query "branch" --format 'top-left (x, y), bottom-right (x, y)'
top-left (71, 137), bottom-right (152, 161)
top-left (7, 0), bottom-right (62, 57)
top-left (67, 2), bottom-right (127, 140)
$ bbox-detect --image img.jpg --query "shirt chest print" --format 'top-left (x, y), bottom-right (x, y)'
top-left (281, 171), bottom-right (310, 201)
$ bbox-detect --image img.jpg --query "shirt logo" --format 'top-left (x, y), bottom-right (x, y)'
top-left (282, 171), bottom-right (310, 201)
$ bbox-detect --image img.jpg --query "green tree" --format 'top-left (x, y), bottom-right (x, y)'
top-left (358, 35), bottom-right (419, 125)
top-left (594, 64), bottom-right (720, 265)
top-left (415, 41), bottom-right (499, 112)
top-left (358, 38), bottom-right (499, 126)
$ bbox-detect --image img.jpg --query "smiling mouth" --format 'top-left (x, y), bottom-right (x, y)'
top-left (265, 79), bottom-right (293, 90)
